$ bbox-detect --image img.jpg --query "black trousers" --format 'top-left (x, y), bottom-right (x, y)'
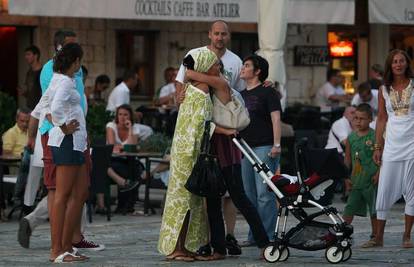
top-left (206, 164), bottom-right (269, 255)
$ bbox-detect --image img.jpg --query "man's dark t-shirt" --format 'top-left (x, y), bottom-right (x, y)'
top-left (25, 68), bottom-right (42, 110)
top-left (239, 85), bottom-right (282, 147)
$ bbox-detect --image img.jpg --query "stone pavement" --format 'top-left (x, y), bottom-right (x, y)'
top-left (1, 195), bottom-right (414, 267)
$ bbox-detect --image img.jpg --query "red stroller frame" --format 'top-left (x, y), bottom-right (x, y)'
top-left (232, 137), bottom-right (353, 264)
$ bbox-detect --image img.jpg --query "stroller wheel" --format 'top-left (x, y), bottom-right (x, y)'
top-left (342, 247), bottom-right (352, 262)
top-left (279, 247), bottom-right (290, 262)
top-left (263, 245), bottom-right (280, 263)
top-left (325, 246), bottom-right (343, 264)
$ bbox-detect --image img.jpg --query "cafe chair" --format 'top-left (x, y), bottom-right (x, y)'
top-left (89, 144), bottom-right (114, 222)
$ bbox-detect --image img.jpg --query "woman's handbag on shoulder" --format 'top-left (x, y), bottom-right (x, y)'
top-left (184, 121), bottom-right (226, 198)
top-left (212, 89), bottom-right (250, 131)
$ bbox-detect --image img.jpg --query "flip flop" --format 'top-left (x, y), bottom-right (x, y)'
top-left (53, 251), bottom-right (86, 263)
top-left (361, 239), bottom-right (383, 248)
top-left (166, 254), bottom-right (194, 262)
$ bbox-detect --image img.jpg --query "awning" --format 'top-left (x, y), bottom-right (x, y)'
top-left (287, 0), bottom-right (354, 25)
top-left (369, 0), bottom-right (414, 24)
top-left (9, 0), bottom-right (354, 24)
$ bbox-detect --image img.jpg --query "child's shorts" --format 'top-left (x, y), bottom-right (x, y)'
top-left (343, 186), bottom-right (377, 217)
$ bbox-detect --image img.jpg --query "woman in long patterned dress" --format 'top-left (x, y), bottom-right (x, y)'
top-left (373, 49), bottom-right (414, 248)
top-left (158, 49), bottom-right (220, 261)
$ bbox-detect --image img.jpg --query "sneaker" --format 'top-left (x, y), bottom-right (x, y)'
top-left (119, 180), bottom-right (139, 192)
top-left (240, 240), bottom-right (256, 247)
top-left (73, 235), bottom-right (105, 251)
top-left (196, 243), bottom-right (212, 257)
top-left (17, 218), bottom-right (32, 248)
top-left (225, 234), bottom-right (242, 255)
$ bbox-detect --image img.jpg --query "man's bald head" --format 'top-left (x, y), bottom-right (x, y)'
top-left (208, 20), bottom-right (230, 52)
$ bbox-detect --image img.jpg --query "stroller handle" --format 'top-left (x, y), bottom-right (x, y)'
top-left (232, 137), bottom-right (284, 199)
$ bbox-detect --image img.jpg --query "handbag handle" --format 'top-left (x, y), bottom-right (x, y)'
top-left (200, 121), bottom-right (211, 154)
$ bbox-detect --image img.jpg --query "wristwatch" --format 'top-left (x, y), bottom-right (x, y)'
top-left (273, 144), bottom-right (281, 148)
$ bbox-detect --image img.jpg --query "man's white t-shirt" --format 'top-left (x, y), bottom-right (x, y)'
top-left (315, 82), bottom-right (345, 108)
top-left (325, 116), bottom-right (352, 154)
top-left (106, 82), bottom-right (130, 112)
top-left (351, 89), bottom-right (379, 114)
top-left (159, 83), bottom-right (176, 98)
top-left (176, 46), bottom-right (245, 91)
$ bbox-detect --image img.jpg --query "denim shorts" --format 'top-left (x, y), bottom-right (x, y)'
top-left (50, 134), bottom-right (85, 166)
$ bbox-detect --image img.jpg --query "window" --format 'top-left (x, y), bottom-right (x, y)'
top-left (116, 31), bottom-right (156, 99)
top-left (231, 33), bottom-right (259, 60)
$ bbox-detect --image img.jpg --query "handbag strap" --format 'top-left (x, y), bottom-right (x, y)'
top-left (200, 121), bottom-right (211, 154)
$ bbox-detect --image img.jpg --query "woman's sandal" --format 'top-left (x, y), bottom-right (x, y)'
top-left (165, 253), bottom-right (194, 262)
top-left (361, 239), bottom-right (383, 248)
top-left (52, 251), bottom-right (86, 263)
top-left (195, 252), bottom-right (225, 261)
top-left (402, 239), bottom-right (414, 248)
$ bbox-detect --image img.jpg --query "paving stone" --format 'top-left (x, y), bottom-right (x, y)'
top-left (0, 195), bottom-right (413, 266)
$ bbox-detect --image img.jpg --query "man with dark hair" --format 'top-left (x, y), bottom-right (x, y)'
top-left (18, 45), bottom-right (42, 110)
top-left (368, 63), bottom-right (384, 90)
top-left (155, 67), bottom-right (178, 106)
top-left (106, 69), bottom-right (138, 112)
top-left (88, 74), bottom-right (110, 105)
top-left (351, 82), bottom-right (379, 115)
top-left (315, 68), bottom-right (351, 109)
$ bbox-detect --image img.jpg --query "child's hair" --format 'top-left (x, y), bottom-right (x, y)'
top-left (53, 43), bottom-right (83, 73)
top-left (356, 103), bottom-right (373, 120)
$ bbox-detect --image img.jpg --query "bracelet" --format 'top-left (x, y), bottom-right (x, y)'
top-left (373, 143), bottom-right (382, 150)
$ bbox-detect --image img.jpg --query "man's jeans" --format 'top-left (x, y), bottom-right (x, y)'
top-left (241, 145), bottom-right (279, 243)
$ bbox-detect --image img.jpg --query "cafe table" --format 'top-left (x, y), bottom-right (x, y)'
top-left (112, 151), bottom-right (163, 215)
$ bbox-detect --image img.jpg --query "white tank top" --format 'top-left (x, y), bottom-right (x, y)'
top-left (382, 80), bottom-right (414, 161)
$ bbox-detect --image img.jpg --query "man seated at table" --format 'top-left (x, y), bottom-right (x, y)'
top-left (314, 69), bottom-right (352, 111)
top-left (2, 108), bottom-right (31, 158)
top-left (154, 67), bottom-right (178, 107)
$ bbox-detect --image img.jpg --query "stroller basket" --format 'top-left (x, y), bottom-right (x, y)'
top-left (287, 221), bottom-right (336, 250)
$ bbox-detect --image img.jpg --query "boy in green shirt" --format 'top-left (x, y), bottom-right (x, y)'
top-left (343, 103), bottom-right (379, 248)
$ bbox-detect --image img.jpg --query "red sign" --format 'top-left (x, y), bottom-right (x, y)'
top-left (329, 41), bottom-right (354, 57)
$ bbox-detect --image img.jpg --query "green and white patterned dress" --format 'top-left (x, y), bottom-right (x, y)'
top-left (158, 83), bottom-right (213, 255)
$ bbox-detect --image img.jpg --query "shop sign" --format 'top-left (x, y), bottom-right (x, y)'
top-left (294, 46), bottom-right (329, 66)
top-left (329, 41), bottom-right (354, 57)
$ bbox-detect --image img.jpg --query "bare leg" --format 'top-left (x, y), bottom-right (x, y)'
top-left (375, 219), bottom-right (386, 246)
top-left (166, 211), bottom-right (194, 260)
top-left (107, 167), bottom-right (126, 186)
top-left (96, 193), bottom-right (105, 209)
top-left (62, 164), bottom-right (88, 252)
top-left (50, 165), bottom-right (77, 260)
top-left (47, 190), bottom-right (55, 249)
top-left (403, 214), bottom-right (414, 248)
top-left (370, 216), bottom-right (378, 238)
top-left (223, 198), bottom-right (237, 236)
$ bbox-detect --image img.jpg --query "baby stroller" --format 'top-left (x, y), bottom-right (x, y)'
top-left (233, 137), bottom-right (353, 264)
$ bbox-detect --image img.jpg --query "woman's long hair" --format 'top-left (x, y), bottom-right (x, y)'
top-left (383, 49), bottom-right (414, 92)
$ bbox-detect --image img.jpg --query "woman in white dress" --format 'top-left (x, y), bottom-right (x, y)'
top-left (373, 49), bottom-right (414, 248)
